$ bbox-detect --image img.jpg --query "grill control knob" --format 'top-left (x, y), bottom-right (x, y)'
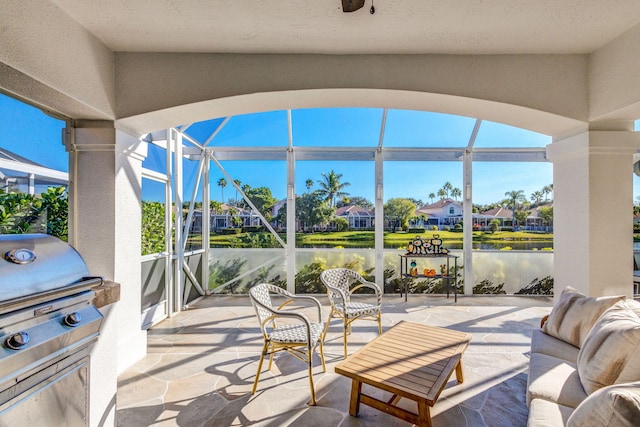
top-left (5, 331), bottom-right (30, 350)
top-left (63, 312), bottom-right (82, 327)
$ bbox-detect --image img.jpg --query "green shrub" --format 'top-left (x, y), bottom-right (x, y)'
top-left (221, 228), bottom-right (242, 235)
top-left (242, 226), bottom-right (264, 233)
top-left (500, 226), bottom-right (514, 232)
top-left (430, 225), bottom-right (439, 231)
top-left (142, 201), bottom-right (166, 255)
top-left (210, 257), bottom-right (286, 294)
top-left (0, 187), bottom-right (68, 240)
top-left (244, 233), bottom-right (280, 248)
top-left (407, 227), bottom-right (426, 233)
top-left (294, 258), bottom-right (365, 294)
top-left (334, 216), bottom-right (349, 232)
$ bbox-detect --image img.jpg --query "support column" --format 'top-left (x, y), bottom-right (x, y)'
top-left (286, 148), bottom-right (296, 293)
top-left (28, 173), bottom-right (35, 195)
top-left (202, 154), bottom-right (211, 293)
top-left (375, 149), bottom-right (384, 289)
top-left (65, 121), bottom-right (147, 426)
top-left (547, 130), bottom-right (640, 298)
top-left (462, 150), bottom-right (473, 296)
top-left (173, 131), bottom-right (184, 311)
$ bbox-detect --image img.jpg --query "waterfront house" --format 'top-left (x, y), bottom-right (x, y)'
top-left (333, 205), bottom-right (374, 230)
top-left (415, 198), bottom-right (463, 228)
top-left (480, 206), bottom-right (514, 227)
top-left (480, 204), bottom-right (553, 231)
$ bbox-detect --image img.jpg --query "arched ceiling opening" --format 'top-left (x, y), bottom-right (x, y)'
top-left (116, 88), bottom-right (587, 140)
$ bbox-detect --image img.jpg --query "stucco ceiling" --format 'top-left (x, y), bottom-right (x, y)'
top-left (50, 0), bottom-right (640, 54)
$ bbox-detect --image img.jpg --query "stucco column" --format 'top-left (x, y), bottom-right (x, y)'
top-left (547, 130), bottom-right (640, 298)
top-left (65, 121), bottom-right (147, 426)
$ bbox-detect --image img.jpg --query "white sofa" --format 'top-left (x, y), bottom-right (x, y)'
top-left (527, 287), bottom-right (640, 426)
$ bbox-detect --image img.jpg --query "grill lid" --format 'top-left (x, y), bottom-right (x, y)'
top-left (0, 234), bottom-right (92, 304)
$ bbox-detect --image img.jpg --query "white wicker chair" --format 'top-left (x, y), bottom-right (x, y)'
top-left (248, 283), bottom-right (326, 405)
top-left (320, 268), bottom-right (383, 357)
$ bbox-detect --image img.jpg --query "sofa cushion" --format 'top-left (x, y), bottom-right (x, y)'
top-left (528, 398), bottom-right (574, 427)
top-left (577, 300), bottom-right (640, 394)
top-left (530, 328), bottom-right (579, 363)
top-left (527, 352), bottom-right (587, 408)
top-left (566, 382), bottom-right (640, 427)
top-left (624, 298), bottom-right (640, 316)
top-left (542, 286), bottom-right (624, 348)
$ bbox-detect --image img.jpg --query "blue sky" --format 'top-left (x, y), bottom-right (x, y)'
top-left (0, 94), bottom-right (67, 171)
top-left (1, 92), bottom-right (638, 206)
top-left (169, 108), bottom-right (554, 205)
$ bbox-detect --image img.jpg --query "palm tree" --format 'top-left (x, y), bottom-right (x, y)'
top-left (504, 190), bottom-right (526, 227)
top-left (441, 182), bottom-right (453, 198)
top-left (305, 179), bottom-right (314, 193)
top-left (451, 187), bottom-right (462, 201)
top-left (531, 191), bottom-right (543, 205)
top-left (437, 188), bottom-right (447, 200)
top-left (217, 178), bottom-right (227, 203)
top-left (233, 179), bottom-right (242, 202)
top-left (316, 170), bottom-right (350, 207)
top-left (210, 200), bottom-right (222, 213)
top-left (542, 184), bottom-right (553, 202)
top-left (428, 192), bottom-right (436, 204)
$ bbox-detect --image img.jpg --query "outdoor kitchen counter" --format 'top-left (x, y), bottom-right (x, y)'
top-left (93, 280), bottom-right (121, 308)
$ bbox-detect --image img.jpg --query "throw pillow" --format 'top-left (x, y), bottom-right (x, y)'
top-left (577, 300), bottom-right (640, 395)
top-left (567, 381), bottom-right (640, 427)
top-left (542, 286), bottom-right (624, 348)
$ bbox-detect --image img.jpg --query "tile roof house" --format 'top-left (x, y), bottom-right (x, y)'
top-left (481, 204), bottom-right (553, 230)
top-left (334, 205), bottom-right (374, 229)
top-left (415, 198), bottom-right (463, 227)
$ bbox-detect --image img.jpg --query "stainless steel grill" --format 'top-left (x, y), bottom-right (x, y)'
top-left (0, 234), bottom-right (104, 426)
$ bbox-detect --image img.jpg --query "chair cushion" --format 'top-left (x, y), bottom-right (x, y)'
top-left (528, 398), bottom-right (575, 427)
top-left (577, 300), bottom-right (640, 394)
top-left (527, 352), bottom-right (587, 408)
top-left (336, 302), bottom-right (380, 317)
top-left (567, 382), bottom-right (640, 427)
top-left (542, 286), bottom-right (624, 348)
top-left (530, 328), bottom-right (579, 363)
top-left (269, 322), bottom-right (324, 344)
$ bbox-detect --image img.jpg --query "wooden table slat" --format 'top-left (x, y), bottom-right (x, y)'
top-left (344, 352), bottom-right (447, 383)
top-left (352, 343), bottom-right (455, 369)
top-left (374, 333), bottom-right (469, 357)
top-left (344, 360), bottom-right (438, 390)
top-left (390, 322), bottom-right (467, 338)
top-left (389, 322), bottom-right (469, 341)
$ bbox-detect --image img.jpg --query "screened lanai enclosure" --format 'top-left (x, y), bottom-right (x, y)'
top-left (140, 108), bottom-right (553, 327)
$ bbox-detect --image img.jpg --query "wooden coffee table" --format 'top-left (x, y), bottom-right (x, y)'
top-left (334, 321), bottom-right (472, 427)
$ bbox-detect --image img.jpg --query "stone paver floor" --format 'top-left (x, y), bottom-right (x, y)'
top-left (116, 294), bottom-right (553, 427)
